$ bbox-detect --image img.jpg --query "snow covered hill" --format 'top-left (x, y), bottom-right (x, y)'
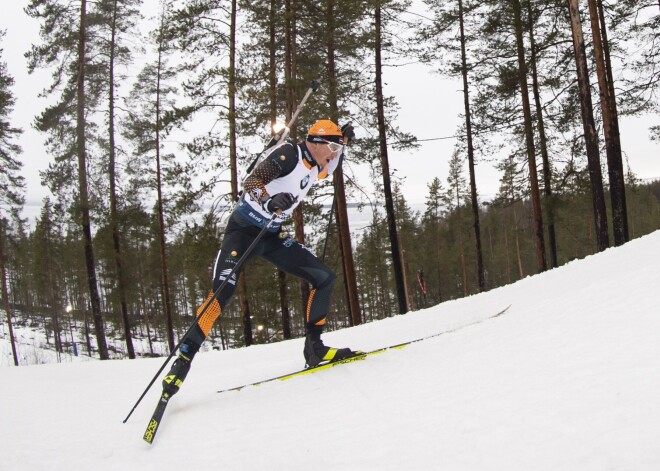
top-left (3, 230), bottom-right (660, 470)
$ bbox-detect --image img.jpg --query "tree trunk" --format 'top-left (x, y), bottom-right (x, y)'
top-left (375, 3), bottom-right (407, 314)
top-left (238, 274), bottom-right (253, 346)
top-left (43, 213), bottom-right (62, 357)
top-left (512, 200), bottom-right (524, 279)
top-left (268, 0), bottom-right (291, 338)
top-left (401, 248), bottom-right (414, 310)
top-left (589, 0), bottom-right (628, 246)
top-left (226, 0), bottom-right (253, 347)
top-left (503, 223), bottom-right (512, 283)
top-left (0, 221), bottom-right (19, 365)
top-left (228, 0), bottom-right (238, 201)
top-left (292, 207), bottom-right (310, 314)
top-left (77, 276), bottom-right (92, 355)
top-left (455, 190), bottom-right (469, 297)
top-left (511, 0), bottom-right (547, 273)
top-left (283, 0), bottom-right (309, 315)
top-left (155, 10), bottom-right (175, 352)
top-left (326, 0), bottom-right (362, 326)
top-left (136, 240), bottom-right (154, 355)
top-left (526, 0), bottom-right (558, 268)
top-left (108, 0), bottom-right (135, 359)
top-left (278, 269), bottom-right (291, 338)
top-left (268, 0), bottom-right (277, 131)
top-left (515, 233), bottom-right (524, 279)
top-left (333, 170), bottom-right (362, 325)
top-left (435, 223), bottom-right (443, 302)
top-left (566, 0), bottom-right (610, 251)
top-left (458, 0), bottom-right (485, 291)
top-left (77, 0), bottom-right (109, 359)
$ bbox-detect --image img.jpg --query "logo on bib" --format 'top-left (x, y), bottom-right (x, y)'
top-left (300, 175), bottom-right (310, 189)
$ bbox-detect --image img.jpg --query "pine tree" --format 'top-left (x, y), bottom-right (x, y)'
top-left (0, 29), bottom-right (25, 366)
top-left (123, 0), bottom-right (191, 351)
top-left (493, 154), bottom-right (527, 281)
top-left (566, 0), bottom-right (610, 252)
top-left (0, 30), bottom-right (24, 220)
top-left (374, 0), bottom-right (408, 314)
top-left (170, 0), bottom-right (255, 346)
top-left (524, 0), bottom-right (558, 268)
top-left (586, 0), bottom-right (628, 246)
top-left (26, 0), bottom-right (110, 359)
top-left (422, 177), bottom-right (446, 303)
top-left (32, 201), bottom-right (66, 357)
top-left (96, 0), bottom-right (143, 359)
top-left (508, 0), bottom-right (547, 272)
top-left (444, 149), bottom-right (470, 296)
top-left (321, 0), bottom-right (369, 327)
top-left (0, 217), bottom-right (20, 366)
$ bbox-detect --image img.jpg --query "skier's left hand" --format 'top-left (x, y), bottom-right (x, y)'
top-left (266, 192), bottom-right (296, 213)
top-left (341, 123), bottom-right (355, 143)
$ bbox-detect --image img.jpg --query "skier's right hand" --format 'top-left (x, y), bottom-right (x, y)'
top-left (266, 192), bottom-right (296, 213)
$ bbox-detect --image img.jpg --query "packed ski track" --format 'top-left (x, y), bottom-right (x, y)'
top-left (3, 230), bottom-right (660, 470)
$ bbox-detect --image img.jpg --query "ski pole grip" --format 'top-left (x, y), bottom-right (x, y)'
top-left (311, 80), bottom-right (320, 92)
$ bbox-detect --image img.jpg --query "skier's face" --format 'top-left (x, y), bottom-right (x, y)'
top-left (310, 141), bottom-right (342, 166)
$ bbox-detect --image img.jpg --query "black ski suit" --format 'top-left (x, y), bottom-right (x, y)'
top-left (182, 140), bottom-right (341, 356)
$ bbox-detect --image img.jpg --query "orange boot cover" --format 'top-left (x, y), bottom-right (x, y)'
top-left (196, 291), bottom-right (222, 336)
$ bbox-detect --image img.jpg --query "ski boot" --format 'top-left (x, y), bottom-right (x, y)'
top-left (303, 335), bottom-right (358, 368)
top-left (162, 354), bottom-right (191, 397)
top-left (161, 338), bottom-right (201, 397)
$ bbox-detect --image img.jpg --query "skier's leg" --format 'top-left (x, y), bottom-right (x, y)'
top-left (163, 229), bottom-right (261, 396)
top-left (262, 236), bottom-right (355, 366)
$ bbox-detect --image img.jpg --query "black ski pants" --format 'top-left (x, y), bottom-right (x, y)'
top-left (194, 211), bottom-right (335, 345)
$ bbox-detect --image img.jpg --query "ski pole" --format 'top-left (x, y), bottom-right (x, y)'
top-left (284, 80), bottom-right (321, 141)
top-left (321, 124), bottom-right (350, 261)
top-left (123, 212), bottom-right (281, 423)
top-left (245, 80), bottom-right (320, 176)
top-left (321, 190), bottom-right (338, 263)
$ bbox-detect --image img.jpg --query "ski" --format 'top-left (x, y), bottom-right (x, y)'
top-left (141, 305), bottom-right (512, 442)
top-left (217, 350), bottom-right (372, 394)
top-left (142, 393), bottom-right (171, 444)
top-left (218, 304), bottom-right (512, 394)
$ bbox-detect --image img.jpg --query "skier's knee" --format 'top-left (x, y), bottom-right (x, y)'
top-left (316, 268), bottom-right (336, 291)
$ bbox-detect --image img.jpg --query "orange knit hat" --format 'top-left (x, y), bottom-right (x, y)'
top-left (307, 120), bottom-right (344, 144)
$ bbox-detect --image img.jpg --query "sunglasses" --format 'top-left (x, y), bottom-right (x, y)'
top-left (322, 140), bottom-right (344, 154)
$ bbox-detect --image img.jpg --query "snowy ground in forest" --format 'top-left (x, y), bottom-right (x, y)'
top-left (0, 315), bottom-right (173, 367)
top-left (2, 230), bottom-right (660, 470)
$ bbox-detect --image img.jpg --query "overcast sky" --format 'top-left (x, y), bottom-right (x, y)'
top-left (2, 1), bottom-right (659, 224)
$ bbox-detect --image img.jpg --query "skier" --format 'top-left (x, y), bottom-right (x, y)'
top-left (162, 119), bottom-right (357, 397)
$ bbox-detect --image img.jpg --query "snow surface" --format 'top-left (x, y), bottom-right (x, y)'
top-left (3, 230), bottom-right (660, 470)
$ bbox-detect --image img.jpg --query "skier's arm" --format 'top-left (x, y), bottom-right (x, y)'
top-left (244, 142), bottom-right (297, 204)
